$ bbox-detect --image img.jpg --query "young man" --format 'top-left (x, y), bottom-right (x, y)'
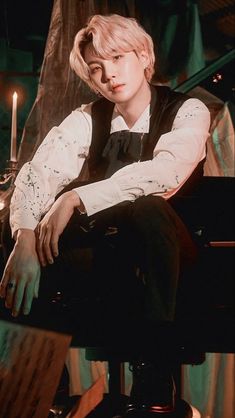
top-left (0, 14), bottom-right (210, 415)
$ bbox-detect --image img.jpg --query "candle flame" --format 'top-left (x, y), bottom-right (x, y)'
top-left (13, 92), bottom-right (18, 99)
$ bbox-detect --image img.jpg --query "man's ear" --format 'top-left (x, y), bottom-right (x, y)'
top-left (139, 50), bottom-right (150, 69)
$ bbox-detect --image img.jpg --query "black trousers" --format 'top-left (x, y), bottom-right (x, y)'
top-left (1, 195), bottom-right (197, 329)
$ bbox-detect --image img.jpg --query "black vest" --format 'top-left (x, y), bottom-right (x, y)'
top-left (59, 85), bottom-right (204, 197)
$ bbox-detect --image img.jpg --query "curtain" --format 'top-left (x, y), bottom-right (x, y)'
top-left (182, 354), bottom-right (235, 418)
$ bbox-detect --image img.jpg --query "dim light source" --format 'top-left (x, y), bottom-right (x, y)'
top-left (10, 92), bottom-right (18, 162)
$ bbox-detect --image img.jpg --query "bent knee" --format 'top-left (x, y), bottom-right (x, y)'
top-left (130, 195), bottom-right (181, 233)
top-left (132, 195), bottom-right (170, 216)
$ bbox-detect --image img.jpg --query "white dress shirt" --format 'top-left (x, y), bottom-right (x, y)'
top-left (10, 98), bottom-right (210, 236)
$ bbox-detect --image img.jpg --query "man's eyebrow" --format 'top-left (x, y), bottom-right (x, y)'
top-left (86, 60), bottom-right (102, 66)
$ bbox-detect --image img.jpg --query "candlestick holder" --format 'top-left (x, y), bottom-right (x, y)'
top-left (0, 160), bottom-right (18, 220)
top-left (0, 160), bottom-right (18, 186)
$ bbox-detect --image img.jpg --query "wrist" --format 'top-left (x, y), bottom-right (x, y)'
top-left (15, 228), bottom-right (36, 244)
top-left (65, 190), bottom-right (86, 213)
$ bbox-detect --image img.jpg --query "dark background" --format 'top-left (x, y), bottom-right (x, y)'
top-left (0, 0), bottom-right (54, 70)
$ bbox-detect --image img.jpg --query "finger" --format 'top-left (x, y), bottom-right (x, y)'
top-left (43, 227), bottom-right (55, 264)
top-left (0, 267), bottom-right (11, 298)
top-left (33, 270), bottom-right (41, 298)
top-left (36, 231), bottom-right (47, 266)
top-left (38, 225), bottom-right (44, 241)
top-left (51, 232), bottom-right (59, 258)
top-left (5, 281), bottom-right (17, 310)
top-left (23, 281), bottom-right (35, 315)
top-left (12, 279), bottom-right (26, 317)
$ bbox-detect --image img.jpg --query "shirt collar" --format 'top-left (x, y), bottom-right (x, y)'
top-left (110, 104), bottom-right (150, 134)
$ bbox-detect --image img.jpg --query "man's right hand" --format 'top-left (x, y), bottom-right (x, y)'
top-left (0, 229), bottom-right (41, 317)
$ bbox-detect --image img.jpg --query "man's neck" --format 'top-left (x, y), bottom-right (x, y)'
top-left (116, 81), bottom-right (151, 129)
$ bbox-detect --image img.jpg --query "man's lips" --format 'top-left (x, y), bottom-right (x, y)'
top-left (110, 83), bottom-right (125, 91)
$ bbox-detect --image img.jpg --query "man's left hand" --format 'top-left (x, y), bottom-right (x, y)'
top-left (36, 191), bottom-right (84, 266)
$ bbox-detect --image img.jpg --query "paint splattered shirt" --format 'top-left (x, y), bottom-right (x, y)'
top-left (10, 98), bottom-right (210, 235)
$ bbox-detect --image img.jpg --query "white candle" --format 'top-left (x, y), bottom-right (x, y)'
top-left (10, 91), bottom-right (18, 162)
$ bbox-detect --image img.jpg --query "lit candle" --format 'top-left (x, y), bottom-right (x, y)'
top-left (10, 91), bottom-right (18, 162)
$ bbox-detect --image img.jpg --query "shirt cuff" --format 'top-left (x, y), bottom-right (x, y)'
top-left (74, 178), bottom-right (123, 216)
top-left (10, 218), bottom-right (37, 238)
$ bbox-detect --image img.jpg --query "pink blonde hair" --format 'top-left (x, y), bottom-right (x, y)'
top-left (70, 14), bottom-right (155, 91)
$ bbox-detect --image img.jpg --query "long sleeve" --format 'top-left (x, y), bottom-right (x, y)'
top-left (10, 97), bottom-right (210, 235)
top-left (10, 105), bottom-right (92, 236)
top-left (76, 98), bottom-right (210, 215)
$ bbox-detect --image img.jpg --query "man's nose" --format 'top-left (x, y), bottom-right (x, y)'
top-left (101, 63), bottom-right (116, 82)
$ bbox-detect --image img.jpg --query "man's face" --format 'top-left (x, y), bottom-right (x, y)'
top-left (84, 45), bottom-right (149, 105)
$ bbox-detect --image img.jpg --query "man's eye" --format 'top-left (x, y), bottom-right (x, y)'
top-left (113, 55), bottom-right (122, 61)
top-left (90, 66), bottom-right (101, 74)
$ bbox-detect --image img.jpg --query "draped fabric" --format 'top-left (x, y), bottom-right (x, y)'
top-left (1, 1), bottom-right (234, 417)
top-left (182, 354), bottom-right (235, 418)
top-left (189, 86), bottom-right (235, 177)
top-left (134, 0), bottom-right (205, 87)
top-left (17, 0), bottom-right (98, 169)
top-left (204, 101), bottom-right (235, 177)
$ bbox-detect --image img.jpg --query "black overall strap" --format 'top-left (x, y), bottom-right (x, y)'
top-left (88, 97), bottom-right (115, 181)
top-left (141, 86), bottom-right (189, 161)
